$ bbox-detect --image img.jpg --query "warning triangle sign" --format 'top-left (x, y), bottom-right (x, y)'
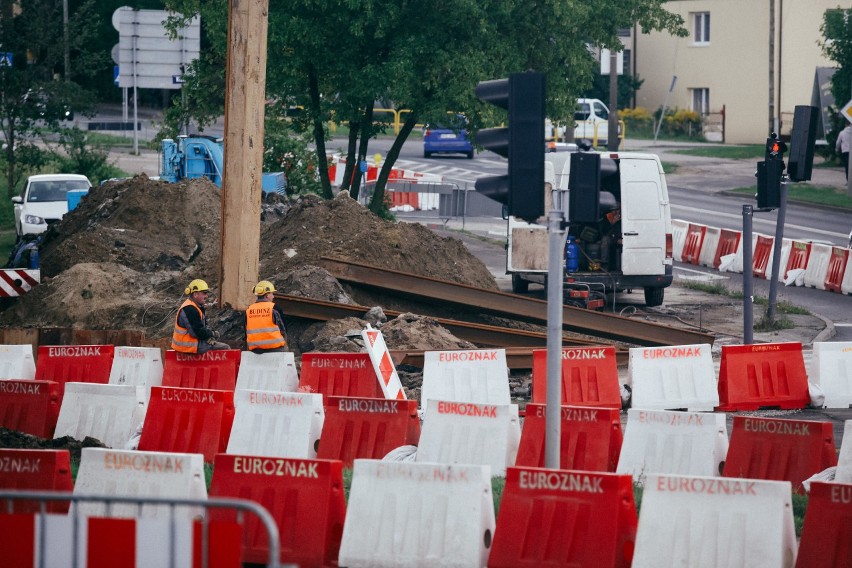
top-left (365, 330), bottom-right (378, 347)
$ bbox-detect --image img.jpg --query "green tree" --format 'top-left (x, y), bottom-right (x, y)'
top-left (820, 8), bottom-right (852, 156)
top-left (0, 0), bottom-right (104, 197)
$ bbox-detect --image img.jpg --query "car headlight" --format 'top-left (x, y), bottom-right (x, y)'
top-left (23, 214), bottom-right (45, 225)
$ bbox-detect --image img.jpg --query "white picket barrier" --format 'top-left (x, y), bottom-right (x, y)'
top-left (0, 343), bottom-right (36, 380)
top-left (338, 460), bottom-right (495, 568)
top-left (837, 420), bottom-right (852, 484)
top-left (54, 383), bottom-right (146, 448)
top-left (226, 390), bottom-right (323, 458)
top-left (773, 238), bottom-right (792, 282)
top-left (616, 409), bottom-right (728, 482)
top-left (698, 226), bottom-right (721, 268)
top-left (812, 341), bottom-right (852, 409)
top-left (421, 348), bottom-right (510, 415)
top-left (671, 219), bottom-right (689, 262)
top-left (804, 243), bottom-right (832, 290)
top-left (417, 401), bottom-right (517, 477)
top-left (73, 447), bottom-right (207, 520)
top-left (108, 346), bottom-right (163, 399)
top-left (632, 474), bottom-right (796, 568)
top-left (843, 251), bottom-right (852, 294)
top-left (628, 344), bottom-right (718, 411)
top-left (235, 351), bottom-right (299, 392)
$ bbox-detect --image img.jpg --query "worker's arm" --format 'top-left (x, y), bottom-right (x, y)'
top-left (181, 305), bottom-right (214, 341)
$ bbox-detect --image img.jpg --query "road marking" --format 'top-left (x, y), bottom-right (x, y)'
top-left (669, 204), bottom-right (847, 240)
top-left (674, 265), bottom-right (714, 275)
top-left (835, 323), bottom-right (852, 327)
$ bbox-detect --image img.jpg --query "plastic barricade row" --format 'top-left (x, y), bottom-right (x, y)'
top-left (138, 386), bottom-right (235, 462)
top-left (235, 350), bottom-right (299, 393)
top-left (697, 226), bottom-right (721, 268)
top-left (723, 415), bottom-right (837, 494)
top-left (812, 341), bottom-right (852, 409)
top-left (417, 400), bottom-right (518, 477)
top-left (489, 467), bottom-right (637, 568)
top-left (825, 246), bottom-right (849, 293)
top-left (210, 454), bottom-right (345, 566)
top-left (717, 342), bottom-right (810, 411)
top-left (671, 219), bottom-right (688, 263)
top-left (616, 409), bottom-right (728, 482)
top-left (226, 390), bottom-right (323, 459)
top-left (0, 344), bottom-right (36, 380)
top-left (317, 396), bottom-right (420, 467)
top-left (631, 474), bottom-right (796, 568)
top-left (0, 449), bottom-right (73, 513)
top-left (753, 234), bottom-right (774, 278)
top-left (338, 460), bottom-right (495, 568)
top-left (785, 240), bottom-right (812, 282)
top-left (711, 228), bottom-right (741, 269)
top-left (73, 447), bottom-right (207, 520)
top-left (532, 346), bottom-right (621, 409)
top-left (804, 243), bottom-right (832, 290)
top-left (515, 404), bottom-right (622, 472)
top-left (298, 353), bottom-right (383, 399)
top-left (838, 421), bottom-right (852, 485)
top-left (0, 379), bottom-right (61, 438)
top-left (730, 231), bottom-right (752, 274)
top-left (108, 346), bottom-right (163, 395)
top-left (54, 383), bottom-right (146, 449)
top-left (421, 348), bottom-right (510, 415)
top-left (162, 349), bottom-right (241, 391)
top-left (628, 343), bottom-right (718, 411)
top-left (681, 223), bottom-right (706, 264)
top-left (796, 481), bottom-right (852, 568)
top-left (35, 344), bottom-right (114, 394)
top-left (843, 254), bottom-right (852, 295)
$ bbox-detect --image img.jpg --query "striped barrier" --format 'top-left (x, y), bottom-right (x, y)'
top-left (0, 269), bottom-right (39, 297)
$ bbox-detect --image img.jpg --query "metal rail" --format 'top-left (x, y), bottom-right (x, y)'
top-left (318, 257), bottom-right (715, 347)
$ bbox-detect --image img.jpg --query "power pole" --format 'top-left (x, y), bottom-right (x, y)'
top-left (219, 0), bottom-right (269, 310)
top-left (768, 0), bottom-right (775, 135)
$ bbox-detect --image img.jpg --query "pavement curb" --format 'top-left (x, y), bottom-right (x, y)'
top-left (810, 311), bottom-right (836, 345)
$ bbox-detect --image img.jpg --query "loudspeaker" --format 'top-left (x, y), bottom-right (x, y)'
top-left (568, 152), bottom-right (601, 223)
top-left (787, 105), bottom-right (818, 182)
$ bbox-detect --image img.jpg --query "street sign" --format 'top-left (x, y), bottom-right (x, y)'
top-left (840, 99), bottom-right (852, 124)
top-left (114, 66), bottom-right (120, 86)
top-left (172, 75), bottom-right (184, 84)
top-left (0, 52), bottom-right (12, 67)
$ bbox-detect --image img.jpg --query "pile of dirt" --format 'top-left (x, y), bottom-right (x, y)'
top-left (0, 176), bottom-right (497, 352)
top-left (0, 427), bottom-right (106, 461)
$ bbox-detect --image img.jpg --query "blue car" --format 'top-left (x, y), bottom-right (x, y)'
top-left (423, 115), bottom-right (474, 159)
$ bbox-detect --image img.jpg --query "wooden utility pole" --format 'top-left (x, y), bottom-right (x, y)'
top-left (219, 0), bottom-right (269, 310)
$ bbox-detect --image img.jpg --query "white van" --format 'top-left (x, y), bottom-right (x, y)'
top-left (545, 98), bottom-right (612, 148)
top-left (12, 174), bottom-right (91, 237)
top-left (507, 150), bottom-right (673, 307)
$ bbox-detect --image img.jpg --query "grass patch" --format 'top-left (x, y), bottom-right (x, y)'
top-left (729, 184), bottom-right (852, 209)
top-left (670, 144), bottom-right (766, 160)
top-left (660, 161), bottom-right (679, 175)
top-left (0, 230), bottom-right (17, 265)
top-left (83, 132), bottom-right (135, 147)
top-left (677, 280), bottom-right (809, 316)
top-left (754, 315), bottom-right (795, 331)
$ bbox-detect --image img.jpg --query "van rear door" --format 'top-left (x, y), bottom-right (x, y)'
top-left (619, 157), bottom-right (668, 275)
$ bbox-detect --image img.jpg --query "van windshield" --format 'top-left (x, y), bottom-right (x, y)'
top-left (27, 180), bottom-right (89, 202)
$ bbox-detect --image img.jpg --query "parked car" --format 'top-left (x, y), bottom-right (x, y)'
top-left (13, 174), bottom-right (91, 237)
top-left (423, 115), bottom-right (474, 159)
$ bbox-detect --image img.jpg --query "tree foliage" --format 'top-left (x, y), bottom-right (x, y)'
top-left (820, 8), bottom-right (852, 155)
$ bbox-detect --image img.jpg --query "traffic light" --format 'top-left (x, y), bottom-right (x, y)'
top-left (474, 72), bottom-right (545, 223)
top-left (787, 105), bottom-right (818, 182)
top-left (756, 133), bottom-right (786, 209)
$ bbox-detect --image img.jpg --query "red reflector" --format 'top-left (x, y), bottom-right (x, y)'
top-left (588, 300), bottom-right (605, 309)
top-left (665, 233), bottom-right (673, 259)
top-left (569, 290), bottom-right (589, 298)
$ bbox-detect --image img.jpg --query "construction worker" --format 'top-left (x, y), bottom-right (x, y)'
top-left (171, 279), bottom-right (229, 353)
top-left (245, 280), bottom-right (288, 353)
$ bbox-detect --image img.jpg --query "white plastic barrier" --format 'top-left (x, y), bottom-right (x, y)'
top-left (837, 420), bottom-right (852, 484)
top-left (812, 341), bottom-right (852, 409)
top-left (338, 460), bottom-right (495, 568)
top-left (108, 346), bottom-right (163, 399)
top-left (0, 344), bottom-right (36, 380)
top-left (732, 232), bottom-right (765, 274)
top-left (235, 350), bottom-right (299, 392)
top-left (417, 401), bottom-right (518, 477)
top-left (774, 238), bottom-right (792, 282)
top-left (226, 390), bottom-right (323, 458)
top-left (616, 409), bottom-right (728, 482)
top-left (421, 348), bottom-right (510, 415)
top-left (671, 219), bottom-right (689, 263)
top-left (698, 226), bottom-right (721, 268)
top-left (804, 243), bottom-right (832, 290)
top-left (843, 252), bottom-right (852, 295)
top-left (632, 474), bottom-right (796, 568)
top-left (73, 447), bottom-right (207, 520)
top-left (54, 383), bottom-right (146, 448)
top-left (628, 344), bottom-right (718, 411)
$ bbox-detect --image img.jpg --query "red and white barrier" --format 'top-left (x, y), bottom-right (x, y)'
top-left (0, 268), bottom-right (39, 297)
top-left (226, 390), bottom-right (324, 458)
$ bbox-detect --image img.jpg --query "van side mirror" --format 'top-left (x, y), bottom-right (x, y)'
top-left (11, 196), bottom-right (22, 204)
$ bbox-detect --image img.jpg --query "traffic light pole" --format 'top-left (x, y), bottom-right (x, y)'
top-left (743, 204), bottom-right (754, 344)
top-left (545, 208), bottom-right (566, 469)
top-left (766, 176), bottom-right (788, 323)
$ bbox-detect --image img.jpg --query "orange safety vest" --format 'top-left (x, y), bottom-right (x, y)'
top-left (171, 299), bottom-right (203, 353)
top-left (245, 301), bottom-right (286, 351)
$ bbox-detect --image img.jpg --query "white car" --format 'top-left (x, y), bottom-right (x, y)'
top-left (12, 173), bottom-right (91, 237)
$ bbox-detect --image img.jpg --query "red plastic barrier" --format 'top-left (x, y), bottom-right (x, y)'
top-left (0, 380), bottom-right (61, 438)
top-left (0, 514), bottom-right (36, 567)
top-left (298, 353), bottom-right (383, 400)
top-left (35, 344), bottom-right (114, 394)
top-left (723, 416), bottom-right (837, 494)
top-left (489, 467), bottom-right (637, 568)
top-left (784, 240), bottom-right (811, 279)
top-left (717, 342), bottom-right (810, 411)
top-left (713, 229), bottom-right (741, 269)
top-left (752, 235), bottom-right (774, 278)
top-left (191, 519), bottom-right (243, 568)
top-left (515, 404), bottom-right (622, 472)
top-left (138, 386), bottom-right (235, 462)
top-left (317, 396), bottom-right (420, 467)
top-left (682, 224), bottom-right (706, 264)
top-left (825, 247), bottom-right (849, 293)
top-left (210, 455), bottom-right (346, 566)
top-left (796, 481), bottom-right (852, 568)
top-left (162, 349), bottom-right (241, 391)
top-left (0, 449), bottom-right (73, 513)
top-left (532, 347), bottom-right (621, 409)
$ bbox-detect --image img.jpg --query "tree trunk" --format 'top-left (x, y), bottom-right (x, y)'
top-left (370, 111), bottom-right (418, 215)
top-left (340, 117), bottom-right (359, 194)
top-left (350, 104), bottom-right (373, 201)
top-left (5, 125), bottom-right (16, 199)
top-left (308, 65), bottom-right (333, 199)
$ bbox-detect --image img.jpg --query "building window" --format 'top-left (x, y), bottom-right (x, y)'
top-left (692, 12), bottom-right (710, 44)
top-left (691, 88), bottom-right (709, 115)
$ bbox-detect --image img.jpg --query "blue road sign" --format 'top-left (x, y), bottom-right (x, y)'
top-left (0, 53), bottom-right (13, 67)
top-left (114, 65), bottom-right (120, 86)
top-left (172, 75), bottom-right (185, 84)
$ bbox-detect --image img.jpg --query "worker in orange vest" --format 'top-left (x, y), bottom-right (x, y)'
top-left (171, 279), bottom-right (229, 353)
top-left (245, 280), bottom-right (288, 353)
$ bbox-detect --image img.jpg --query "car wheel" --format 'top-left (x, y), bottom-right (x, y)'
top-left (466, 150), bottom-right (474, 159)
top-left (644, 287), bottom-right (665, 307)
top-left (424, 151), bottom-right (432, 158)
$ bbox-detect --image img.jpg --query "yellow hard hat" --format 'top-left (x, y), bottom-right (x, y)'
top-left (185, 279), bottom-right (210, 295)
top-left (253, 280), bottom-right (276, 296)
